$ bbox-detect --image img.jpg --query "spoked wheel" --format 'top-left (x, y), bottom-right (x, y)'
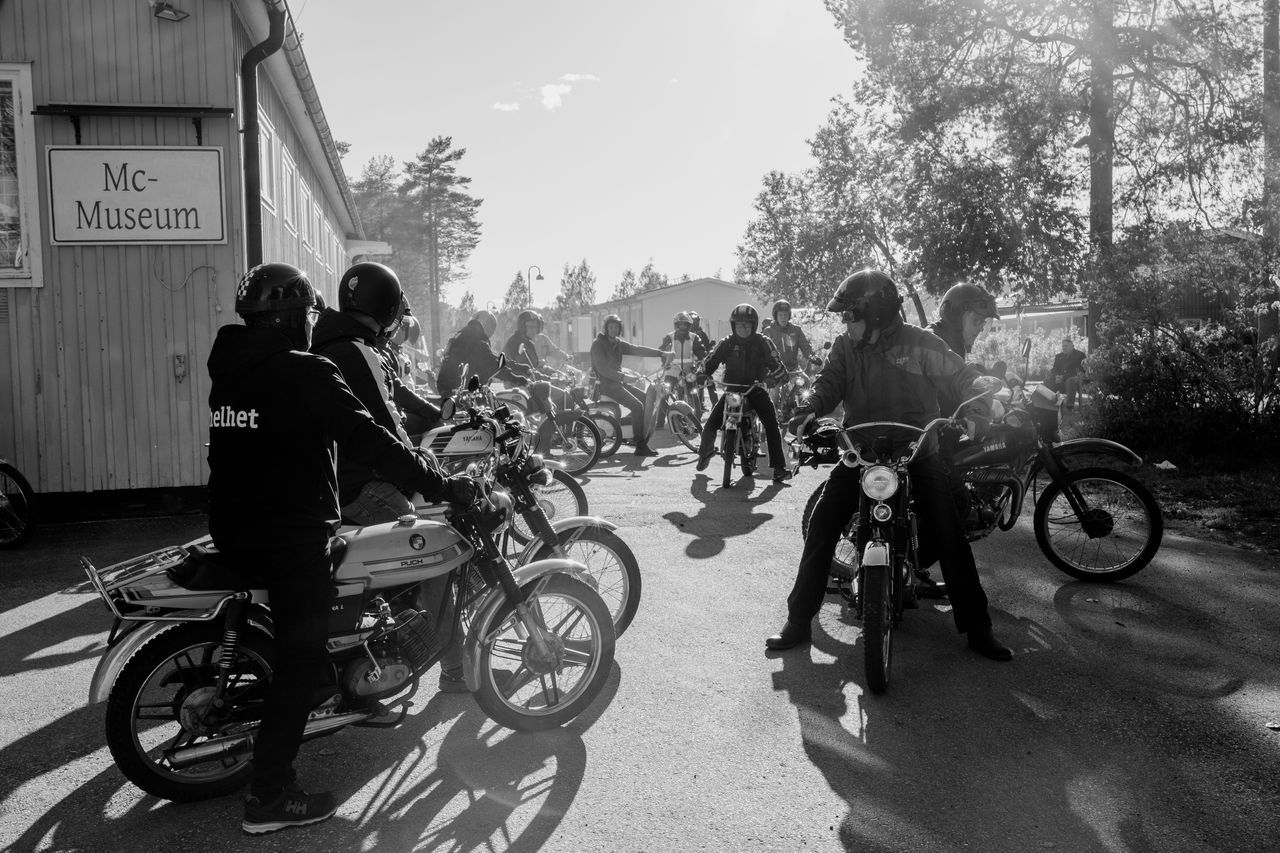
top-left (667, 410), bottom-right (702, 452)
top-left (0, 462), bottom-right (36, 548)
top-left (105, 624), bottom-right (272, 801)
top-left (510, 469), bottom-right (589, 545)
top-left (536, 416), bottom-right (602, 477)
top-left (1033, 466), bottom-right (1163, 582)
top-left (740, 421), bottom-right (758, 476)
top-left (861, 565), bottom-right (893, 694)
top-left (801, 481), bottom-right (858, 582)
top-left (472, 573), bottom-right (615, 731)
top-left (589, 411), bottom-right (622, 458)
top-left (721, 428), bottom-right (737, 488)
top-left (534, 527), bottom-right (641, 636)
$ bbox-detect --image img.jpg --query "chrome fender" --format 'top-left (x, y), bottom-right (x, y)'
top-left (515, 515), bottom-right (619, 565)
top-left (862, 541), bottom-right (891, 568)
top-left (88, 611), bottom-right (275, 704)
top-left (666, 400), bottom-right (697, 421)
top-left (461, 558), bottom-right (594, 692)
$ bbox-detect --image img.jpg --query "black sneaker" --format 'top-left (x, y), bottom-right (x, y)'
top-left (438, 664), bottom-right (469, 694)
top-left (695, 452), bottom-right (714, 472)
top-left (242, 783), bottom-right (337, 835)
top-left (772, 467), bottom-right (793, 483)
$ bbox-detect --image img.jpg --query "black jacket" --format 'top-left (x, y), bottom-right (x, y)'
top-left (438, 320), bottom-right (527, 396)
top-left (310, 308), bottom-right (440, 504)
top-left (702, 333), bottom-right (782, 387)
top-left (206, 325), bottom-right (447, 548)
top-left (503, 331), bottom-right (541, 371)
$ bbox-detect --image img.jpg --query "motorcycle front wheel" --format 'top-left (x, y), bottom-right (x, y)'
top-left (0, 462), bottom-right (36, 548)
top-left (472, 573), bottom-right (615, 731)
top-left (510, 469), bottom-right (589, 545)
top-left (861, 565), bottom-right (893, 694)
top-left (589, 411), bottom-right (622, 458)
top-left (535, 416), bottom-right (602, 477)
top-left (721, 427), bottom-right (737, 488)
top-left (533, 527), bottom-right (641, 636)
top-left (667, 410), bottom-right (701, 452)
top-left (1033, 466), bottom-right (1163, 582)
top-left (105, 624), bottom-right (271, 801)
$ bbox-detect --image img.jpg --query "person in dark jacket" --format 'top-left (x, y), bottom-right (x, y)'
top-left (208, 263), bottom-right (475, 835)
top-left (437, 309), bottom-right (530, 398)
top-left (763, 299), bottom-right (815, 372)
top-left (590, 313), bottom-right (665, 456)
top-left (504, 308), bottom-right (572, 418)
top-left (311, 262), bottom-right (442, 520)
top-left (1050, 338), bottom-right (1088, 410)
top-left (772, 268), bottom-right (1011, 661)
top-left (693, 303), bottom-right (791, 483)
top-left (927, 282), bottom-right (1001, 416)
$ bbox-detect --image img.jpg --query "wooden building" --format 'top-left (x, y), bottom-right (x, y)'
top-left (0, 0), bottom-right (370, 497)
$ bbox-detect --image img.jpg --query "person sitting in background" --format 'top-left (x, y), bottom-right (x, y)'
top-left (1051, 338), bottom-right (1088, 411)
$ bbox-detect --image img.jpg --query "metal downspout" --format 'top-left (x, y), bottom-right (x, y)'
top-left (240, 1), bottom-right (286, 269)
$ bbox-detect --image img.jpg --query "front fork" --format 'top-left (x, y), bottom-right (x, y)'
top-left (1035, 445), bottom-right (1103, 535)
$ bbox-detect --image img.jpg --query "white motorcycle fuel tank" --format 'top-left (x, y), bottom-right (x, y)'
top-left (420, 422), bottom-right (495, 473)
top-left (334, 517), bottom-right (473, 589)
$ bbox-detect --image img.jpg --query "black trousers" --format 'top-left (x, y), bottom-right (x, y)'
top-left (697, 385), bottom-right (785, 470)
top-left (598, 378), bottom-right (651, 444)
top-left (239, 540), bottom-right (332, 798)
top-left (787, 454), bottom-right (992, 634)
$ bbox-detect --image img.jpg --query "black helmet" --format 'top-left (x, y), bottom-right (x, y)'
top-left (771, 299), bottom-right (791, 321)
top-left (235, 262), bottom-right (315, 317)
top-left (729, 303), bottom-right (759, 335)
top-left (827, 268), bottom-right (903, 331)
top-left (338, 262), bottom-right (403, 329)
top-left (517, 309), bottom-right (541, 335)
top-left (603, 313), bottom-right (623, 336)
top-left (939, 282), bottom-right (1000, 324)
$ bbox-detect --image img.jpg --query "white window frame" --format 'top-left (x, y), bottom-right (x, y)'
top-left (299, 179), bottom-right (312, 248)
top-left (322, 220), bottom-right (334, 271)
top-left (0, 63), bottom-right (44, 288)
top-left (280, 149), bottom-right (296, 233)
top-left (311, 200), bottom-right (322, 260)
top-left (258, 113), bottom-right (275, 210)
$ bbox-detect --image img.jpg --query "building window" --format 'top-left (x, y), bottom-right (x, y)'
top-left (299, 180), bottom-right (312, 248)
top-left (0, 64), bottom-right (41, 286)
top-left (258, 114), bottom-right (275, 209)
top-left (322, 221), bottom-right (333, 271)
top-left (280, 150), bottom-right (296, 232)
top-left (311, 201), bottom-right (322, 260)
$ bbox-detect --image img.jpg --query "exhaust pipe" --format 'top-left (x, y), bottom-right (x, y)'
top-left (165, 711), bottom-right (370, 770)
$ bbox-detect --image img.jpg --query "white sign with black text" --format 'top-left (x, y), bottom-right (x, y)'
top-left (47, 146), bottom-right (227, 245)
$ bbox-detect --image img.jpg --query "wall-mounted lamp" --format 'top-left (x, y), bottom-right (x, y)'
top-left (151, 1), bottom-right (190, 22)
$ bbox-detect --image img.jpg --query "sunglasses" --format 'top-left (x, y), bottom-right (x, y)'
top-left (840, 309), bottom-right (863, 323)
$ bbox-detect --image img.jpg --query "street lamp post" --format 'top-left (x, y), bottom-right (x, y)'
top-left (526, 265), bottom-right (544, 306)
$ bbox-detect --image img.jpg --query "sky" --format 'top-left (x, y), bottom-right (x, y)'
top-left (292, 0), bottom-right (862, 311)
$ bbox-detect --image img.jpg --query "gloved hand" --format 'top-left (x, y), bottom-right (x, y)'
top-left (443, 475), bottom-right (479, 508)
top-left (694, 372), bottom-right (709, 384)
top-left (788, 409), bottom-right (816, 437)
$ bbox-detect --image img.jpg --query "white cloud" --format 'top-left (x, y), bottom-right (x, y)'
top-left (560, 73), bottom-right (600, 83)
top-left (540, 83), bottom-right (573, 110)
top-left (492, 102), bottom-right (520, 112)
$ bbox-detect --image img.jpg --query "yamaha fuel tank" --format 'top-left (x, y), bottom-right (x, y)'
top-left (334, 517), bottom-right (473, 588)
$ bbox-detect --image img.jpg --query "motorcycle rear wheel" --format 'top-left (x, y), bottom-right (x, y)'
top-left (105, 624), bottom-right (272, 801)
top-left (861, 565), bottom-right (893, 694)
top-left (536, 416), bottom-right (602, 477)
top-left (533, 527), bottom-right (641, 636)
top-left (800, 481), bottom-right (858, 582)
top-left (0, 462), bottom-right (36, 548)
top-left (472, 573), bottom-right (615, 731)
top-left (1033, 466), bottom-right (1163, 582)
top-left (590, 411), bottom-right (622, 458)
top-left (721, 427), bottom-right (737, 488)
top-left (510, 469), bottom-right (589, 545)
top-left (667, 410), bottom-right (701, 452)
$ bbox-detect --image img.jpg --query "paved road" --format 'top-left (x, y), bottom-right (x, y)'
top-left (2, 434), bottom-right (1279, 852)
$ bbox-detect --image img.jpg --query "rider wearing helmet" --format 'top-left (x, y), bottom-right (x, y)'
top-left (770, 268), bottom-right (1012, 662)
top-left (209, 262), bottom-right (474, 834)
top-left (763, 299), bottom-right (815, 372)
top-left (504, 308), bottom-right (573, 420)
top-left (927, 282), bottom-right (1002, 415)
top-left (531, 311), bottom-right (570, 367)
top-left (693, 304), bottom-right (791, 483)
top-left (312, 262), bottom-right (444, 515)
top-left (437, 308), bottom-right (531, 398)
top-left (657, 311), bottom-right (709, 422)
top-left (590, 313), bottom-right (666, 457)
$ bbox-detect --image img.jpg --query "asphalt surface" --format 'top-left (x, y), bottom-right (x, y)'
top-left (2, 432), bottom-right (1279, 853)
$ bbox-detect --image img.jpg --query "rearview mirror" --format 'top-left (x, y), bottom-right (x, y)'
top-left (440, 398), bottom-right (455, 420)
top-left (1020, 338), bottom-right (1032, 359)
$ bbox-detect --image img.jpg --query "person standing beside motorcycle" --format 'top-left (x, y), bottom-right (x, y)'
top-left (763, 299), bottom-right (815, 373)
top-left (927, 282), bottom-right (1003, 416)
top-left (437, 309), bottom-right (532, 399)
top-left (208, 262), bottom-right (475, 835)
top-left (590, 313), bottom-right (665, 457)
top-left (772, 268), bottom-right (1012, 661)
top-left (693, 304), bottom-right (792, 483)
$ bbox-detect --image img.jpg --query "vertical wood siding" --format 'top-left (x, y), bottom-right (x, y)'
top-left (0, 0), bottom-right (354, 494)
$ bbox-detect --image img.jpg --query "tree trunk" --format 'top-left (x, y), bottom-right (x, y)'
top-left (1086, 0), bottom-right (1116, 348)
top-left (428, 208), bottom-right (441, 358)
top-left (1262, 0), bottom-right (1280, 391)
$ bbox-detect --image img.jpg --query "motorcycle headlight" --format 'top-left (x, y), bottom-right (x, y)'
top-left (725, 392), bottom-right (742, 407)
top-left (795, 375), bottom-right (807, 387)
top-left (861, 465), bottom-right (899, 501)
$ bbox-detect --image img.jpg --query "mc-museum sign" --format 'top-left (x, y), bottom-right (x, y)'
top-left (47, 146), bottom-right (227, 245)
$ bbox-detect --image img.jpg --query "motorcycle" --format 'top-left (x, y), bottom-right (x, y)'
top-left (797, 390), bottom-right (1163, 585)
top-left (647, 366), bottom-right (703, 453)
top-left (713, 381), bottom-right (768, 489)
top-left (771, 366), bottom-right (817, 426)
top-left (579, 368), bottom-right (659, 456)
top-left (81, 420), bottom-right (616, 803)
top-left (431, 383), bottom-right (642, 635)
top-left (0, 455), bottom-right (36, 548)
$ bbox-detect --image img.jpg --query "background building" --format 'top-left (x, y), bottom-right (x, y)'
top-left (0, 0), bottom-right (373, 499)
